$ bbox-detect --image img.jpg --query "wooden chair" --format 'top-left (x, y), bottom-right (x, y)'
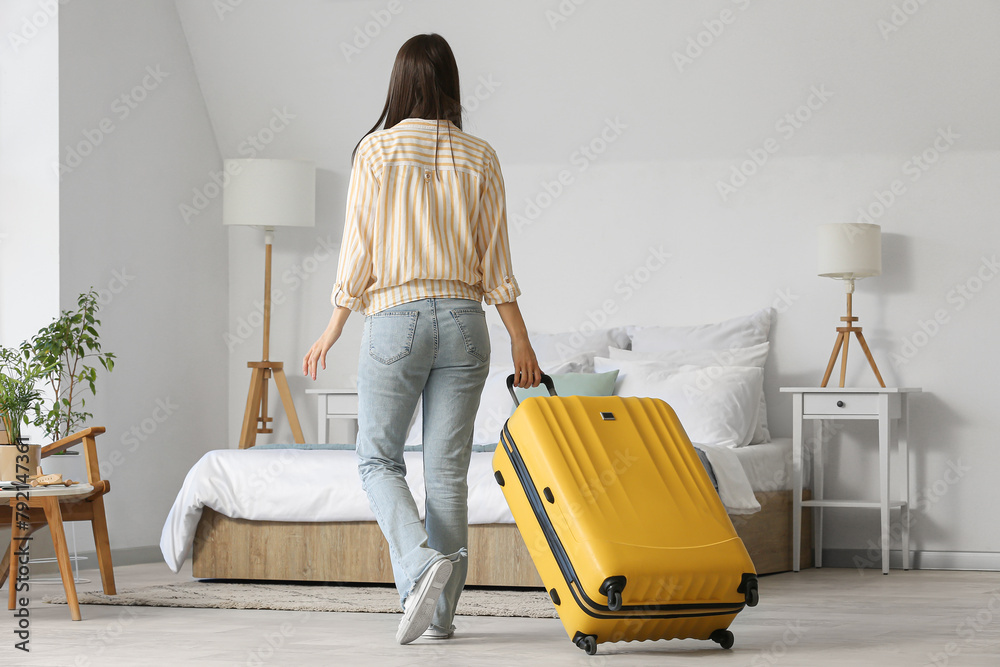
top-left (1, 427), bottom-right (116, 620)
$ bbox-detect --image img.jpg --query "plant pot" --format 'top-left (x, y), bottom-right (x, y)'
top-left (0, 442), bottom-right (41, 481)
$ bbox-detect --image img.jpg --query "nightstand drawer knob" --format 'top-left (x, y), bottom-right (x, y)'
top-left (836, 400), bottom-right (845, 408)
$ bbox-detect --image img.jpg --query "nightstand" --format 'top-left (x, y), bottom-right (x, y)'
top-left (305, 389), bottom-right (359, 444)
top-left (781, 387), bottom-right (921, 574)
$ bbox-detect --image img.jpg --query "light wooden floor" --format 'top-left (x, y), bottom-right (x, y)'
top-left (2, 561), bottom-right (999, 665)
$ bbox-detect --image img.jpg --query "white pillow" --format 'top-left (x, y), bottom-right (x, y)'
top-left (608, 343), bottom-right (768, 366)
top-left (607, 343), bottom-right (771, 443)
top-left (405, 355), bottom-right (591, 448)
top-left (627, 309), bottom-right (771, 353)
top-left (489, 324), bottom-right (629, 368)
top-left (594, 357), bottom-right (763, 448)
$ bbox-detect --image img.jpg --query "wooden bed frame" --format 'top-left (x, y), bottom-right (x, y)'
top-left (191, 490), bottom-right (813, 584)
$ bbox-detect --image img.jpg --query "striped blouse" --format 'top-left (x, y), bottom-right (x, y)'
top-left (331, 118), bottom-right (520, 315)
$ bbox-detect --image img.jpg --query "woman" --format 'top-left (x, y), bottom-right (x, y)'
top-left (303, 34), bottom-right (541, 644)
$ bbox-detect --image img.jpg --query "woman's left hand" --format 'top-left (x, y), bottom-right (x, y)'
top-left (302, 307), bottom-right (352, 380)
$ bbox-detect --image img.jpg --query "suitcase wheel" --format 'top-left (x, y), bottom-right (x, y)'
top-left (738, 573), bottom-right (760, 607)
top-left (599, 576), bottom-right (627, 612)
top-left (710, 629), bottom-right (735, 650)
top-left (745, 581), bottom-right (759, 607)
top-left (573, 633), bottom-right (598, 655)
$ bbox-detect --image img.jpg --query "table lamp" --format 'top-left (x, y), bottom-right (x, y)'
top-left (817, 223), bottom-right (886, 388)
top-left (224, 159), bottom-right (316, 448)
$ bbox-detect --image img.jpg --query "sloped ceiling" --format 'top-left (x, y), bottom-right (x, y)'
top-left (174, 0), bottom-right (1000, 173)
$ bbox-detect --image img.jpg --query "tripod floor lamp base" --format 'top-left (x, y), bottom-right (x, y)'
top-left (239, 361), bottom-right (305, 449)
top-left (236, 230), bottom-right (306, 449)
top-left (820, 285), bottom-right (886, 388)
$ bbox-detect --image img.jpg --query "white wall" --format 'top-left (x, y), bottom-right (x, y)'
top-left (58, 0), bottom-right (228, 557)
top-left (174, 1), bottom-right (999, 561)
top-left (0, 0), bottom-right (60, 446)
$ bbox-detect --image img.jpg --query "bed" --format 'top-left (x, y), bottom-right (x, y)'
top-left (162, 440), bottom-right (812, 585)
top-left (161, 309), bottom-right (815, 585)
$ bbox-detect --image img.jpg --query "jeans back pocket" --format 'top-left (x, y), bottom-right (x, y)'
top-left (451, 308), bottom-right (490, 363)
top-left (368, 311), bottom-right (418, 365)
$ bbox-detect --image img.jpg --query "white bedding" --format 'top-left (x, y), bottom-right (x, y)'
top-left (733, 437), bottom-right (810, 493)
top-left (160, 441), bottom-right (799, 573)
top-left (159, 449), bottom-right (511, 573)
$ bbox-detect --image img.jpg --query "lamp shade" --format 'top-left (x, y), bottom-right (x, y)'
top-left (223, 159), bottom-right (316, 228)
top-left (817, 223), bottom-right (881, 279)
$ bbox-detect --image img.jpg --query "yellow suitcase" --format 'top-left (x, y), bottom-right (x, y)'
top-left (493, 375), bottom-right (758, 655)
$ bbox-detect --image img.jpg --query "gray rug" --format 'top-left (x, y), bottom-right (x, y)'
top-left (43, 581), bottom-right (558, 618)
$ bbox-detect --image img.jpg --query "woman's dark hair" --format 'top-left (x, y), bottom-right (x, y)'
top-left (353, 33), bottom-right (462, 161)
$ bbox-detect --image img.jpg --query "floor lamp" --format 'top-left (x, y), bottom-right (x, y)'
top-left (224, 159), bottom-right (316, 448)
top-left (817, 222), bottom-right (886, 388)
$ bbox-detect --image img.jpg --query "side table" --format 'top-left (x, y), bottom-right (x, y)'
top-left (305, 389), bottom-right (359, 444)
top-left (4, 484), bottom-right (95, 621)
top-left (781, 387), bottom-right (921, 575)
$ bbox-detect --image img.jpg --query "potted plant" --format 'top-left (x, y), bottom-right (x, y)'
top-left (27, 290), bottom-right (115, 442)
top-left (0, 344), bottom-right (47, 444)
top-left (0, 344), bottom-right (48, 480)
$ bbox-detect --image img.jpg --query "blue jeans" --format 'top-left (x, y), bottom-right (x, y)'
top-left (356, 298), bottom-right (491, 632)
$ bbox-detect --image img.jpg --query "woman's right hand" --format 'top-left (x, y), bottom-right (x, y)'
top-left (495, 300), bottom-right (541, 388)
top-left (303, 307), bottom-right (352, 380)
top-left (509, 335), bottom-right (542, 388)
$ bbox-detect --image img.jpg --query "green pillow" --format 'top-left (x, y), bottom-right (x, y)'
top-left (513, 370), bottom-right (619, 406)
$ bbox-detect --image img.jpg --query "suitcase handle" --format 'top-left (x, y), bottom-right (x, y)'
top-left (507, 373), bottom-right (557, 407)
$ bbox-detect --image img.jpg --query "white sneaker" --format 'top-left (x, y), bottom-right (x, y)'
top-left (420, 626), bottom-right (454, 640)
top-left (396, 558), bottom-right (453, 645)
